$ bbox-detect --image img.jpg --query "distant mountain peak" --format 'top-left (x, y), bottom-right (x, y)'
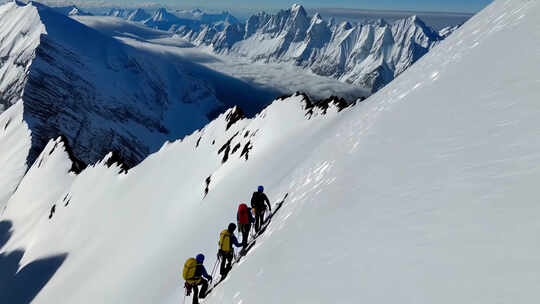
top-left (291, 3), bottom-right (305, 13)
top-left (312, 12), bottom-right (323, 21)
top-left (178, 5), bottom-right (449, 93)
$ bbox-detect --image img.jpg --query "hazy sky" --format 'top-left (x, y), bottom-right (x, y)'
top-left (153, 0), bottom-right (493, 13)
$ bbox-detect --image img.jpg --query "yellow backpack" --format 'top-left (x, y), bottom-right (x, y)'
top-left (219, 229), bottom-right (231, 252)
top-left (182, 258), bottom-right (200, 284)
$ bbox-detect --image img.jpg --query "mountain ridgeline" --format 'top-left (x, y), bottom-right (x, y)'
top-left (178, 4), bottom-right (451, 92)
top-left (0, 2), bottom-right (226, 170)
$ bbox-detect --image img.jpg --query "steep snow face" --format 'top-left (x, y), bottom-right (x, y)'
top-left (0, 101), bottom-right (31, 210)
top-left (0, 2), bottom-right (225, 169)
top-left (179, 5), bottom-right (445, 92)
top-left (1, 1), bottom-right (539, 304)
top-left (0, 2), bottom-right (45, 111)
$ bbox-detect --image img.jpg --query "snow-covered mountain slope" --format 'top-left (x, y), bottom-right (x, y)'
top-left (179, 4), bottom-right (448, 92)
top-left (0, 102), bottom-right (31, 209)
top-left (0, 1), bottom-right (226, 170)
top-left (143, 7), bottom-right (187, 31)
top-left (127, 8), bottom-right (150, 22)
top-left (1, 0), bottom-right (539, 303)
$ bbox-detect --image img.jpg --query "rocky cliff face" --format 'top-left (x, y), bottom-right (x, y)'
top-left (0, 2), bottom-right (225, 169)
top-left (178, 4), bottom-right (454, 92)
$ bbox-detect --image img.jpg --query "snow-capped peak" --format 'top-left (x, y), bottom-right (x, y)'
top-left (150, 7), bottom-right (170, 22)
top-left (290, 3), bottom-right (305, 14)
top-left (181, 6), bottom-right (449, 92)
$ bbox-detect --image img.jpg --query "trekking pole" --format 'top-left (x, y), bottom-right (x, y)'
top-left (210, 254), bottom-right (220, 278)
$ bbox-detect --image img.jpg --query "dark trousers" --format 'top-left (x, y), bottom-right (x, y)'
top-left (219, 250), bottom-right (233, 276)
top-left (239, 223), bottom-right (251, 247)
top-left (192, 278), bottom-right (208, 304)
top-left (254, 208), bottom-right (266, 232)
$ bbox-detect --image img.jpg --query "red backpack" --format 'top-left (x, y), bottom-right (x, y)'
top-left (238, 204), bottom-right (249, 224)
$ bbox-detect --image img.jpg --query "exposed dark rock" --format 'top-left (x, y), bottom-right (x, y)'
top-left (204, 175), bottom-right (211, 198)
top-left (231, 143), bottom-right (241, 154)
top-left (3, 118), bottom-right (11, 130)
top-left (218, 132), bottom-right (239, 163)
top-left (48, 204), bottom-right (56, 219)
top-left (225, 106), bottom-right (245, 130)
top-left (240, 141), bottom-right (252, 161)
top-left (58, 135), bottom-right (87, 174)
top-left (104, 150), bottom-right (129, 174)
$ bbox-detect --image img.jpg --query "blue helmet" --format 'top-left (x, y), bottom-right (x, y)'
top-left (258, 185), bottom-right (264, 192)
top-left (196, 253), bottom-right (205, 263)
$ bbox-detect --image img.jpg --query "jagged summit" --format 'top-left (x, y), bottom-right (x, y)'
top-left (178, 8), bottom-right (447, 92)
top-left (290, 3), bottom-right (306, 14)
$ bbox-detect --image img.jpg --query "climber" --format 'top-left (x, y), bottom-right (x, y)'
top-left (218, 223), bottom-right (242, 277)
top-left (237, 203), bottom-right (254, 247)
top-left (251, 185), bottom-right (271, 233)
top-left (182, 253), bottom-right (212, 304)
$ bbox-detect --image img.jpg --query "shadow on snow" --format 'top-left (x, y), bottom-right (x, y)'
top-left (0, 220), bottom-right (67, 304)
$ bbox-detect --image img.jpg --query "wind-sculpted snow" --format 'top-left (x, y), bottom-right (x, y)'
top-left (179, 4), bottom-right (449, 92)
top-left (1, 0), bottom-right (540, 304)
top-left (0, 2), bottom-right (227, 170)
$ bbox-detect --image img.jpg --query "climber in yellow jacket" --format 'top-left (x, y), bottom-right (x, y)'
top-left (218, 223), bottom-right (243, 277)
